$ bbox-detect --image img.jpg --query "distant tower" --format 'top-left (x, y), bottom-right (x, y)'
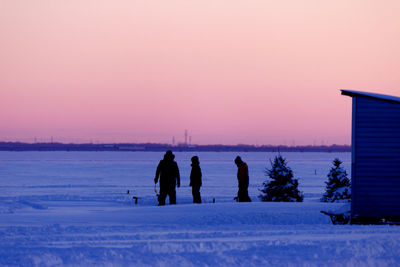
top-left (172, 136), bottom-right (175, 146)
top-left (189, 136), bottom-right (192, 145)
top-left (185, 129), bottom-right (188, 145)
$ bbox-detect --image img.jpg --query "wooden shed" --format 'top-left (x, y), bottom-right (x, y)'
top-left (341, 90), bottom-right (400, 223)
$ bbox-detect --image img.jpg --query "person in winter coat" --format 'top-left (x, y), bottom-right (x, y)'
top-left (234, 156), bottom-right (251, 202)
top-left (154, 150), bottom-right (180, 205)
top-left (189, 156), bottom-right (202, 204)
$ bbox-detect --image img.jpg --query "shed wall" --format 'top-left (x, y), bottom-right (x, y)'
top-left (352, 96), bottom-right (400, 217)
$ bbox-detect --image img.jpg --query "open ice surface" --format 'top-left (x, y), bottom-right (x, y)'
top-left (1, 151), bottom-right (399, 266)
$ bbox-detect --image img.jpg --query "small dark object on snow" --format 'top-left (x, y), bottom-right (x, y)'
top-left (132, 196), bottom-right (140, 204)
top-left (213, 198), bottom-right (215, 203)
top-left (320, 210), bottom-right (350, 225)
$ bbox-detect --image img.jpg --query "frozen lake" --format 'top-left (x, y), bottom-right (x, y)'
top-left (3, 151), bottom-right (399, 266)
top-left (0, 151), bottom-right (351, 205)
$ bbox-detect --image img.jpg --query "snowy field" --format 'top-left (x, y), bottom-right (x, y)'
top-left (1, 151), bottom-right (400, 266)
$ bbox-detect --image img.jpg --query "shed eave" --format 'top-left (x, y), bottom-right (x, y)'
top-left (341, 89), bottom-right (400, 103)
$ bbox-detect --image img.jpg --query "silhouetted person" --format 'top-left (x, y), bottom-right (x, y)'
top-left (154, 150), bottom-right (180, 205)
top-left (234, 156), bottom-right (251, 202)
top-left (189, 156), bottom-right (202, 204)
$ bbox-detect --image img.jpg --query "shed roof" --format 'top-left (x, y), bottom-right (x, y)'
top-left (341, 89), bottom-right (400, 103)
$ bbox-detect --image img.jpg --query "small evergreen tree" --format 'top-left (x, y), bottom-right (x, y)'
top-left (259, 155), bottom-right (303, 202)
top-left (321, 158), bottom-right (351, 202)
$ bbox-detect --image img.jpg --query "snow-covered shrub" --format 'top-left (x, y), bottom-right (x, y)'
top-left (259, 155), bottom-right (303, 202)
top-left (321, 158), bottom-right (351, 202)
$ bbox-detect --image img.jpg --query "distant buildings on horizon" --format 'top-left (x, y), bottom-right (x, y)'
top-left (0, 141), bottom-right (350, 152)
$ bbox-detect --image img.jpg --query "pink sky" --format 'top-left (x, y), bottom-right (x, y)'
top-left (1, 0), bottom-right (399, 145)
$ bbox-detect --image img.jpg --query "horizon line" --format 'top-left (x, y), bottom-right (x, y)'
top-left (0, 140), bottom-right (351, 148)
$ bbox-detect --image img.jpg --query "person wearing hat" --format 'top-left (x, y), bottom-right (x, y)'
top-left (189, 156), bottom-right (202, 204)
top-left (154, 150), bottom-right (180, 205)
top-left (234, 156), bottom-right (251, 202)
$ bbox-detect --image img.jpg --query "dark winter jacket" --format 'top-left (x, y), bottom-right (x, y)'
top-left (190, 163), bottom-right (202, 188)
top-left (155, 157), bottom-right (180, 188)
top-left (237, 162), bottom-right (249, 187)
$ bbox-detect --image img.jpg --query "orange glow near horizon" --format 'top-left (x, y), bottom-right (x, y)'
top-left (1, 1), bottom-right (399, 145)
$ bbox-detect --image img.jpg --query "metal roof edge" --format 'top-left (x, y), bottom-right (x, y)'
top-left (341, 89), bottom-right (400, 103)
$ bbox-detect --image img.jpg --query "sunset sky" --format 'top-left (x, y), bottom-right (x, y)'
top-left (1, 0), bottom-right (399, 145)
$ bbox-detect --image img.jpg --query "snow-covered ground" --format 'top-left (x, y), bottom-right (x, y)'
top-left (1, 151), bottom-right (399, 266)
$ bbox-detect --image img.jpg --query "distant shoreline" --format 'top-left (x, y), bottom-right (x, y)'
top-left (0, 142), bottom-right (350, 152)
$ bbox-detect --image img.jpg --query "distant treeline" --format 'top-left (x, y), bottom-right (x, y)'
top-left (0, 142), bottom-right (350, 152)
